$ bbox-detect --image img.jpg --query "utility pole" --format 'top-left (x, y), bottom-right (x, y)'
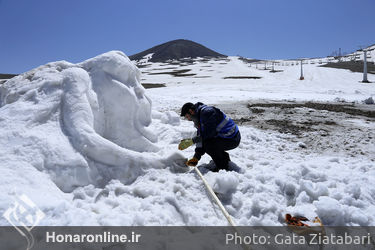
top-left (358, 45), bottom-right (371, 83)
top-left (362, 49), bottom-right (369, 83)
top-left (299, 59), bottom-right (304, 80)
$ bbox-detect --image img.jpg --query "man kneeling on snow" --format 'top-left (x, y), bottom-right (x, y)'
top-left (178, 102), bottom-right (241, 172)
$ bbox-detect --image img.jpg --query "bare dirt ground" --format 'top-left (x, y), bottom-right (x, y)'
top-left (215, 101), bottom-right (375, 161)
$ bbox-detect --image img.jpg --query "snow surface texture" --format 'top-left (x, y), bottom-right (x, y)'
top-left (0, 51), bottom-right (374, 227)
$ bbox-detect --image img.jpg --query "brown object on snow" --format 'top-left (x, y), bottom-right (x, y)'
top-left (285, 213), bottom-right (310, 227)
top-left (285, 214), bottom-right (325, 236)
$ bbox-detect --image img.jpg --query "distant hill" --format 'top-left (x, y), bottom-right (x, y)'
top-left (129, 39), bottom-right (226, 62)
top-left (0, 73), bottom-right (18, 84)
top-left (0, 73), bottom-right (17, 80)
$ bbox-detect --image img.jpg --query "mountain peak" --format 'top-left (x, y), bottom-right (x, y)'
top-left (129, 39), bottom-right (226, 62)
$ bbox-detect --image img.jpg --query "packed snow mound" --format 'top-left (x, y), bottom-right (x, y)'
top-left (0, 51), bottom-right (177, 192)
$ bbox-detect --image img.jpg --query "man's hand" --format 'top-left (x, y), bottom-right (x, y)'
top-left (178, 139), bottom-right (194, 150)
top-left (186, 157), bottom-right (199, 166)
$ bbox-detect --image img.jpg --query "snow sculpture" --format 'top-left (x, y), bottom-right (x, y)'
top-left (0, 51), bottom-right (168, 192)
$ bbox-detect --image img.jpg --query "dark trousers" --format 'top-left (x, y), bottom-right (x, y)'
top-left (203, 133), bottom-right (240, 172)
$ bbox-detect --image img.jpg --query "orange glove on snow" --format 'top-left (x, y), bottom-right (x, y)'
top-left (186, 157), bottom-right (199, 166)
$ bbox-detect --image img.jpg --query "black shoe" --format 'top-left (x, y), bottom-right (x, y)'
top-left (211, 167), bottom-right (220, 172)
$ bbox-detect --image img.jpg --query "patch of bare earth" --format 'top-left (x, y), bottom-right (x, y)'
top-left (216, 101), bottom-right (375, 160)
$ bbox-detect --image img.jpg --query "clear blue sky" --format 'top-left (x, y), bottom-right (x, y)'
top-left (1, 0), bottom-right (374, 73)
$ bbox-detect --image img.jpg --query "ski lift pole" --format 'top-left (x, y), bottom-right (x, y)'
top-left (363, 50), bottom-right (368, 82)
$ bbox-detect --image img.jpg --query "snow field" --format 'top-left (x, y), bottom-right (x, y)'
top-left (145, 56), bottom-right (375, 110)
top-left (0, 51), bottom-right (374, 226)
top-left (31, 117), bottom-right (374, 226)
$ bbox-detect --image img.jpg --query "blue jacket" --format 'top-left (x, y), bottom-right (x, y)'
top-left (193, 102), bottom-right (239, 141)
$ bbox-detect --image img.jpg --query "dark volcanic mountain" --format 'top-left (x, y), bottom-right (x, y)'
top-left (129, 39), bottom-right (226, 62)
